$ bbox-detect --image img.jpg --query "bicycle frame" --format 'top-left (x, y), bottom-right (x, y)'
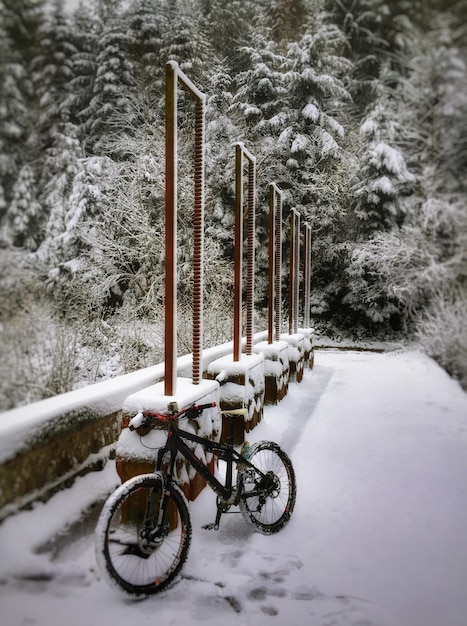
top-left (129, 404), bottom-right (271, 532)
top-left (156, 422), bottom-right (250, 503)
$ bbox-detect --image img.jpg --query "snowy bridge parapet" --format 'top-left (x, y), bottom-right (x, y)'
top-left (0, 331), bottom-right (314, 520)
top-left (0, 338), bottom-right (260, 520)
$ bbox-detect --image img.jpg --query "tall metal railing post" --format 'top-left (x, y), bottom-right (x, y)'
top-left (164, 61), bottom-right (206, 395)
top-left (165, 62), bottom-right (177, 397)
top-left (233, 142), bottom-right (256, 361)
top-left (288, 208), bottom-right (300, 335)
top-left (268, 183), bottom-right (283, 344)
top-left (268, 184), bottom-right (276, 344)
top-left (288, 209), bottom-right (294, 335)
top-left (303, 223), bottom-right (312, 328)
top-left (294, 209), bottom-right (300, 334)
top-left (233, 144), bottom-right (243, 362)
top-left (274, 188), bottom-right (283, 341)
top-left (245, 149), bottom-right (256, 355)
top-left (192, 96), bottom-right (205, 385)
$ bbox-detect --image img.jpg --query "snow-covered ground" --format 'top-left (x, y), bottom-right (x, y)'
top-left (1, 349), bottom-right (466, 626)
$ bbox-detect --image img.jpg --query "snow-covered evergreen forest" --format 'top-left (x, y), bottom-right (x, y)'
top-left (0, 0), bottom-right (466, 411)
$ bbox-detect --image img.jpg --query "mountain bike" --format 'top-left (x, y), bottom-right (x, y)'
top-left (95, 401), bottom-right (296, 595)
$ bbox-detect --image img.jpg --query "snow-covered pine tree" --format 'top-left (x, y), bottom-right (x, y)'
top-left (230, 32), bottom-right (294, 241)
top-left (65, 2), bottom-right (100, 138)
top-left (233, 16), bottom-right (351, 201)
top-left (0, 19), bottom-right (22, 221)
top-left (81, 9), bottom-right (138, 157)
top-left (261, 0), bottom-right (309, 45)
top-left (394, 1), bottom-right (467, 378)
top-left (29, 0), bottom-right (82, 254)
top-left (2, 163), bottom-right (42, 249)
top-left (337, 3), bottom-right (466, 333)
top-left (37, 123), bottom-right (83, 264)
top-left (281, 23), bottom-right (351, 178)
top-left (0, 0), bottom-right (45, 244)
top-left (127, 0), bottom-right (169, 109)
top-left (340, 76), bottom-right (417, 330)
top-left (353, 88), bottom-right (416, 236)
top-left (0, 9), bottom-right (9, 217)
top-left (323, 0), bottom-right (390, 108)
top-left (197, 0), bottom-right (257, 71)
top-left (204, 64), bottom-right (239, 249)
top-left (31, 0), bottom-right (75, 144)
top-left (159, 0), bottom-right (214, 85)
top-left (42, 154), bottom-right (116, 310)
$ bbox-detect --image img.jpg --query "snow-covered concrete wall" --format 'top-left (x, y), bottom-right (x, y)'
top-left (0, 333), bottom-right (267, 519)
top-left (298, 327), bottom-right (315, 369)
top-left (206, 353), bottom-right (265, 445)
top-left (253, 340), bottom-right (290, 404)
top-left (0, 330), bottom-right (315, 518)
top-left (280, 332), bottom-right (307, 382)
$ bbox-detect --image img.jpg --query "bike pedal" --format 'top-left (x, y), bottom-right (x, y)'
top-left (201, 522), bottom-right (219, 531)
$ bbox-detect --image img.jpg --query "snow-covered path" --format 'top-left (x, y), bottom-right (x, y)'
top-left (1, 349), bottom-right (467, 626)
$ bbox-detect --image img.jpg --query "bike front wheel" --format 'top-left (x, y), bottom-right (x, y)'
top-left (237, 441), bottom-right (296, 534)
top-left (95, 473), bottom-right (191, 595)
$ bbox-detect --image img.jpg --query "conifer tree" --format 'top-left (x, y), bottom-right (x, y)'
top-left (127, 0), bottom-right (168, 108)
top-left (262, 0), bottom-right (309, 44)
top-left (0, 0), bottom-right (45, 247)
top-left (81, 12), bottom-right (138, 156)
top-left (232, 19), bottom-right (351, 210)
top-left (32, 0), bottom-right (75, 143)
top-left (37, 123), bottom-right (83, 263)
top-left (66, 1), bottom-right (100, 137)
top-left (197, 0), bottom-right (256, 69)
top-left (160, 0), bottom-right (214, 85)
top-left (353, 85), bottom-right (416, 236)
top-left (29, 0), bottom-right (82, 253)
top-left (2, 163), bottom-right (42, 249)
top-left (42, 154), bottom-right (115, 305)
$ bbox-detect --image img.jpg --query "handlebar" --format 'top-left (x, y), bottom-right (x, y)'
top-left (128, 401), bottom-right (217, 432)
top-left (192, 402), bottom-right (217, 412)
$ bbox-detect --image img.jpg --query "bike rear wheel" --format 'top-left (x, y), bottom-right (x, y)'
top-left (237, 441), bottom-right (296, 534)
top-left (95, 473), bottom-right (191, 595)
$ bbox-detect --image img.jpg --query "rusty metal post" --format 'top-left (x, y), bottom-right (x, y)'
top-left (233, 144), bottom-right (243, 362)
top-left (288, 208), bottom-right (300, 335)
top-left (165, 62), bottom-right (177, 396)
top-left (293, 209), bottom-right (300, 334)
top-left (274, 188), bottom-right (283, 341)
top-left (233, 142), bottom-right (256, 361)
top-left (192, 97), bottom-right (205, 384)
top-left (268, 184), bottom-right (275, 344)
top-left (303, 223), bottom-right (312, 328)
top-left (164, 61), bottom-right (206, 395)
top-left (245, 148), bottom-right (256, 355)
top-left (288, 209), bottom-right (294, 335)
top-left (268, 183), bottom-right (282, 344)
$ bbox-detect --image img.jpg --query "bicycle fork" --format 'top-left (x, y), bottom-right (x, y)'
top-left (141, 447), bottom-right (179, 549)
top-left (137, 472), bottom-right (171, 552)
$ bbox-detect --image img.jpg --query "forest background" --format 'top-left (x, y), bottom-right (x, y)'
top-left (0, 0), bottom-right (466, 411)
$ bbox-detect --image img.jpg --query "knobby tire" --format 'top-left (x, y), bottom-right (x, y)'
top-left (95, 473), bottom-right (191, 595)
top-left (237, 441), bottom-right (296, 534)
